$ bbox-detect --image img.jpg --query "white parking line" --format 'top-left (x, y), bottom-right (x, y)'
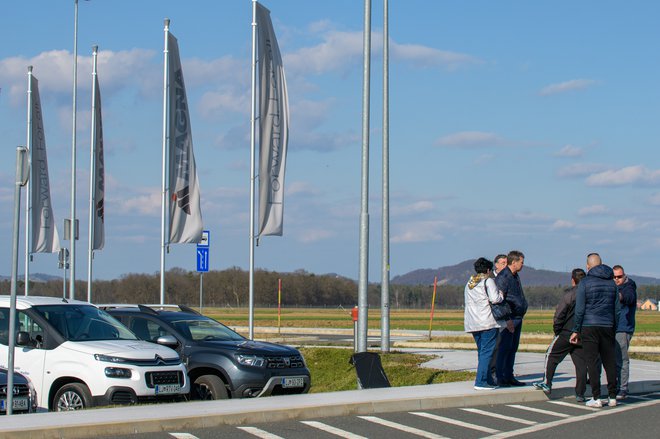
top-left (358, 416), bottom-right (449, 439)
top-left (169, 434), bottom-right (200, 439)
top-left (483, 398), bottom-right (660, 439)
top-left (547, 400), bottom-right (601, 411)
top-left (410, 411), bottom-right (500, 434)
top-left (301, 421), bottom-right (369, 439)
top-left (236, 426), bottom-right (285, 439)
top-left (507, 404), bottom-right (571, 418)
top-left (460, 408), bottom-right (537, 425)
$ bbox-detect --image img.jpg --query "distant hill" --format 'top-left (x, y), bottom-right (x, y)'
top-left (391, 260), bottom-right (660, 286)
top-left (0, 273), bottom-right (61, 283)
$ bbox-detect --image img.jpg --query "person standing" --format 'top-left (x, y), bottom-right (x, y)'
top-left (488, 254), bottom-right (508, 385)
top-left (495, 250), bottom-right (528, 387)
top-left (613, 264), bottom-right (636, 400)
top-left (533, 268), bottom-right (588, 401)
top-left (570, 253), bottom-right (618, 407)
top-left (464, 257), bottom-right (506, 390)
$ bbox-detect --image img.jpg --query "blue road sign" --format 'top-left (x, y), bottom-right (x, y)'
top-left (196, 247), bottom-right (209, 272)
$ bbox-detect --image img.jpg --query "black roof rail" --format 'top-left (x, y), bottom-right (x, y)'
top-left (178, 305), bottom-right (201, 315)
top-left (137, 304), bottom-right (159, 315)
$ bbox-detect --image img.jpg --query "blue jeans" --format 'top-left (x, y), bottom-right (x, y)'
top-left (497, 317), bottom-right (523, 383)
top-left (472, 328), bottom-right (499, 387)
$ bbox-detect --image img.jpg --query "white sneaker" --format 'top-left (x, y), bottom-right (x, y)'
top-left (474, 385), bottom-right (498, 390)
top-left (585, 398), bottom-right (602, 408)
top-left (607, 398), bottom-right (617, 407)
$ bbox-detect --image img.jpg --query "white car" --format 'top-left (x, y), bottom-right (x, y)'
top-left (0, 296), bottom-right (189, 411)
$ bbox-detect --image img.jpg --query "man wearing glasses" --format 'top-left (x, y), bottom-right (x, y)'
top-left (613, 265), bottom-right (637, 400)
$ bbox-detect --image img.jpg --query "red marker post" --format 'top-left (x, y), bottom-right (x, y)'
top-left (352, 306), bottom-right (359, 352)
top-left (428, 276), bottom-right (438, 340)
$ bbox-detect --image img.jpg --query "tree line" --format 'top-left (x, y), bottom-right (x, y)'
top-left (2, 267), bottom-right (659, 308)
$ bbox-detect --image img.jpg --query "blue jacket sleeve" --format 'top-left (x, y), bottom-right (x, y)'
top-left (572, 281), bottom-right (586, 333)
top-left (619, 281), bottom-right (637, 306)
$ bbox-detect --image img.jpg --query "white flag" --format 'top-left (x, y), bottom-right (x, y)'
top-left (168, 32), bottom-right (203, 244)
top-left (30, 75), bottom-right (60, 253)
top-left (92, 75), bottom-right (105, 250)
top-left (256, 2), bottom-right (289, 238)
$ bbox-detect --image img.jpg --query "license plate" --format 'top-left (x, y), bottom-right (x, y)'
top-left (281, 377), bottom-right (304, 388)
top-left (0, 398), bottom-right (29, 411)
top-left (155, 384), bottom-right (180, 395)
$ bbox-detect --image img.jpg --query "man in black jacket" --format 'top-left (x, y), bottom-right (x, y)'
top-left (495, 250), bottom-right (528, 386)
top-left (613, 264), bottom-right (636, 400)
top-left (533, 268), bottom-right (588, 401)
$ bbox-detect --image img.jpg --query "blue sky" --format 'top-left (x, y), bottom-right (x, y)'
top-left (2, 0), bottom-right (660, 283)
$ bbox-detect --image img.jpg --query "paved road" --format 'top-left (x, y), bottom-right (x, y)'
top-left (98, 392), bottom-right (660, 439)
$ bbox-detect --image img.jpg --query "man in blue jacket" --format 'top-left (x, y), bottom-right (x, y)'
top-left (613, 264), bottom-right (636, 400)
top-left (495, 250), bottom-right (528, 387)
top-left (570, 253), bottom-right (618, 408)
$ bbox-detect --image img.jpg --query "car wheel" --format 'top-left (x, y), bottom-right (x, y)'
top-left (53, 383), bottom-right (92, 411)
top-left (193, 375), bottom-right (228, 400)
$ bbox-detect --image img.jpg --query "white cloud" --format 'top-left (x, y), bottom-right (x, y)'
top-left (390, 41), bottom-right (482, 70)
top-left (287, 181), bottom-right (320, 197)
top-left (556, 163), bottom-right (610, 178)
top-left (392, 221), bottom-right (447, 243)
top-left (578, 205), bottom-right (609, 217)
top-left (649, 193), bottom-right (660, 205)
top-left (614, 218), bottom-right (644, 232)
top-left (435, 131), bottom-right (504, 148)
top-left (554, 144), bottom-right (583, 157)
top-left (539, 79), bottom-right (598, 96)
top-left (550, 219), bottom-right (574, 230)
top-left (586, 165), bottom-right (660, 186)
top-left (392, 201), bottom-right (434, 215)
top-left (297, 228), bottom-right (334, 243)
top-left (113, 188), bottom-right (161, 216)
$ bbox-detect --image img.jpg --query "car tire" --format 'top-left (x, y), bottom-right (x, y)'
top-left (193, 375), bottom-right (228, 400)
top-left (53, 383), bottom-right (92, 411)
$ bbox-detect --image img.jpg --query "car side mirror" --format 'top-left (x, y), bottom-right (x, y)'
top-left (155, 334), bottom-right (178, 348)
top-left (16, 331), bottom-right (31, 346)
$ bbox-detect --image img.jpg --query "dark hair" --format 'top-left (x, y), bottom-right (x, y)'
top-left (474, 257), bottom-right (494, 274)
top-left (507, 250), bottom-right (525, 265)
top-left (612, 265), bottom-right (624, 272)
top-left (571, 268), bottom-right (586, 285)
top-left (494, 254), bottom-right (507, 264)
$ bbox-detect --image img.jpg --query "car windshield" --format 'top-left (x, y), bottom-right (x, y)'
top-left (170, 317), bottom-right (245, 342)
top-left (33, 304), bottom-right (137, 341)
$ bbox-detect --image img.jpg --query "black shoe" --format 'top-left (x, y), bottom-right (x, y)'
top-left (508, 378), bottom-right (526, 386)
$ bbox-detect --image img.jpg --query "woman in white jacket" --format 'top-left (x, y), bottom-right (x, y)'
top-left (464, 257), bottom-right (506, 390)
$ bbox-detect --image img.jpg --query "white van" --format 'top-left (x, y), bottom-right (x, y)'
top-left (0, 296), bottom-right (189, 411)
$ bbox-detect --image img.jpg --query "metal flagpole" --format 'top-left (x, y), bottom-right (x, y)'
top-left (248, 0), bottom-right (258, 340)
top-left (381, 0), bottom-right (390, 353)
top-left (87, 45), bottom-right (98, 303)
top-left (69, 0), bottom-right (80, 300)
top-left (160, 19), bottom-right (170, 305)
top-left (25, 67), bottom-right (33, 296)
top-left (357, 0), bottom-right (372, 353)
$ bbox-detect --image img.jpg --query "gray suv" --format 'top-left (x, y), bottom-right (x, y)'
top-left (104, 305), bottom-right (310, 400)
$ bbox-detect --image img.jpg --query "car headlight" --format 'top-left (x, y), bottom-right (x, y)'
top-left (94, 354), bottom-right (127, 363)
top-left (236, 354), bottom-right (266, 368)
top-left (104, 367), bottom-right (132, 379)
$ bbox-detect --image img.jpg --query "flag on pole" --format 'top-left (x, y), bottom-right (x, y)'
top-left (167, 32), bottom-right (203, 244)
top-left (91, 75), bottom-right (105, 250)
top-left (30, 75), bottom-right (60, 253)
top-left (256, 2), bottom-right (289, 238)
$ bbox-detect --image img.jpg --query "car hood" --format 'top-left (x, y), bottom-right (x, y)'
top-left (63, 340), bottom-right (180, 360)
top-left (0, 369), bottom-right (29, 385)
top-left (199, 339), bottom-right (300, 355)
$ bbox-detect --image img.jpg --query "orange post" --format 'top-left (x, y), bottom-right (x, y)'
top-left (428, 276), bottom-right (438, 340)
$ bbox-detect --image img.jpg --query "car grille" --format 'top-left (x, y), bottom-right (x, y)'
top-left (0, 384), bottom-right (30, 398)
top-left (126, 357), bottom-right (181, 367)
top-left (145, 371), bottom-right (183, 388)
top-left (110, 390), bottom-right (136, 405)
top-left (266, 355), bottom-right (305, 369)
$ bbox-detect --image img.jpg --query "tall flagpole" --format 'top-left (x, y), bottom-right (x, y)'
top-left (69, 0), bottom-right (79, 300)
top-left (248, 0), bottom-right (258, 340)
top-left (357, 0), bottom-right (372, 353)
top-left (87, 45), bottom-right (98, 303)
top-left (160, 19), bottom-right (170, 305)
top-left (381, 0), bottom-right (390, 353)
top-left (25, 66), bottom-right (33, 296)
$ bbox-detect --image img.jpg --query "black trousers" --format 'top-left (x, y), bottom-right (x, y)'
top-left (543, 333), bottom-right (587, 396)
top-left (581, 326), bottom-right (617, 399)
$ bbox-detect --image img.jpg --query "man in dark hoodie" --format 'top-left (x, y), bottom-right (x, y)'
top-left (533, 268), bottom-right (588, 401)
top-left (570, 253), bottom-right (619, 408)
top-left (495, 250), bottom-right (528, 387)
top-left (613, 264), bottom-right (636, 400)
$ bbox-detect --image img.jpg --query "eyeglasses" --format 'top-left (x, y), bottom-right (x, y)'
top-left (613, 275), bottom-right (624, 280)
